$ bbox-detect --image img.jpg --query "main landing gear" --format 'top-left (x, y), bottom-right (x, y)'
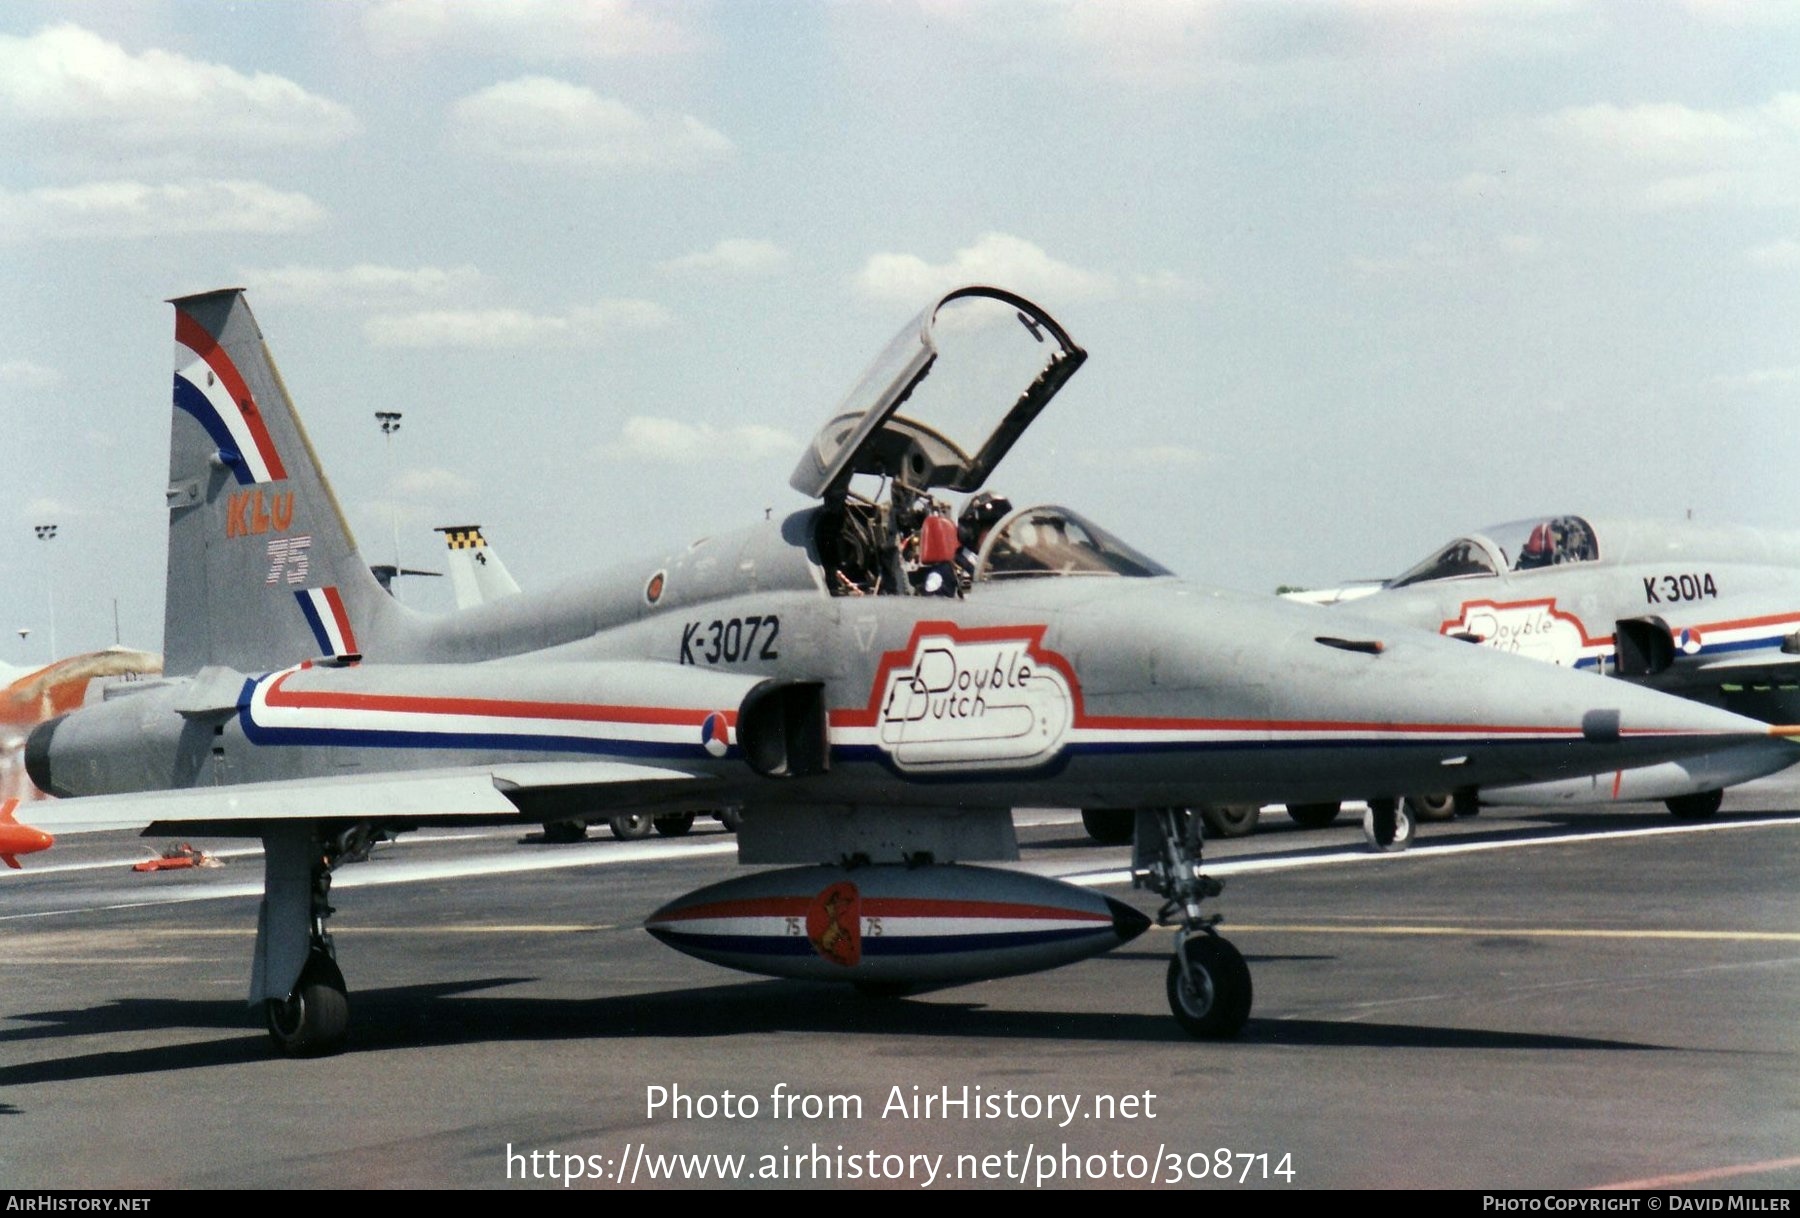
top-left (254, 826), bottom-right (361, 1056)
top-left (1362, 797), bottom-right (1416, 853)
top-left (1132, 808), bottom-right (1252, 1038)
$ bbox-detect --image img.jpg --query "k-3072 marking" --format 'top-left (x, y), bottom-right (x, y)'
top-left (679, 614), bottom-right (779, 665)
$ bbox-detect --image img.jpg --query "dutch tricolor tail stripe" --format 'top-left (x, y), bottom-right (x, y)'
top-left (295, 587), bottom-right (357, 657)
top-left (172, 311), bottom-right (286, 485)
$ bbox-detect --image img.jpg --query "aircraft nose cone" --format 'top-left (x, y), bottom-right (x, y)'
top-left (1602, 678), bottom-right (1781, 743)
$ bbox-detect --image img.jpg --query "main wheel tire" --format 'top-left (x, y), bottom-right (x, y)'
top-left (264, 954), bottom-right (349, 1058)
top-left (1286, 802), bottom-right (1341, 830)
top-left (542, 819), bottom-right (587, 844)
top-left (715, 809), bottom-right (743, 833)
top-left (1201, 804), bottom-right (1261, 839)
top-left (609, 813), bottom-right (653, 841)
top-left (1666, 789), bottom-right (1724, 819)
top-left (1406, 793), bottom-right (1457, 823)
top-left (1362, 798), bottom-right (1415, 852)
top-left (1166, 935), bottom-right (1252, 1039)
top-left (653, 812), bottom-right (696, 837)
top-left (1081, 808), bottom-right (1134, 845)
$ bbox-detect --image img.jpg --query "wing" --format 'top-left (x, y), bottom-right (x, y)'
top-left (16, 759), bottom-right (720, 836)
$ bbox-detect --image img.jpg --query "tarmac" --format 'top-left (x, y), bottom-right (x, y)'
top-left (4, 791), bottom-right (1799, 1190)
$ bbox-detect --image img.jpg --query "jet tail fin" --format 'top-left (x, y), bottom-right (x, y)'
top-left (435, 524), bottom-right (522, 610)
top-left (164, 290), bottom-right (410, 676)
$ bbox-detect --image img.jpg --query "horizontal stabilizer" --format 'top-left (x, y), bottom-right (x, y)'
top-left (173, 666), bottom-right (253, 718)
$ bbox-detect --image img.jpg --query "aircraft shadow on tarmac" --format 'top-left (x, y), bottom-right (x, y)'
top-left (0, 971), bottom-right (1695, 1089)
top-left (1105, 950), bottom-right (1337, 964)
top-left (1032, 808), bottom-right (1800, 851)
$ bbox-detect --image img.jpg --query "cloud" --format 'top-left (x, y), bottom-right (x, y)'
top-left (659, 238), bottom-right (789, 276)
top-left (0, 360), bottom-right (62, 389)
top-left (875, 1), bottom-right (1593, 94)
top-left (0, 180), bottom-right (326, 241)
top-left (1472, 94), bottom-right (1800, 211)
top-left (1746, 238), bottom-right (1800, 267)
top-left (1349, 233), bottom-right (1542, 275)
top-left (1707, 365), bottom-right (1800, 390)
top-left (1076, 442), bottom-right (1209, 469)
top-left (855, 233), bottom-right (1123, 304)
top-left (448, 77), bottom-right (732, 170)
top-left (19, 496), bottom-right (97, 524)
top-left (393, 467), bottom-right (475, 497)
top-left (365, 0), bottom-right (700, 59)
top-left (599, 415), bottom-right (798, 464)
top-left (1674, 0), bottom-right (1800, 26)
top-left (0, 24), bottom-right (357, 157)
top-left (1130, 269), bottom-right (1196, 295)
top-left (364, 299), bottom-right (672, 348)
top-left (242, 263), bottom-right (486, 306)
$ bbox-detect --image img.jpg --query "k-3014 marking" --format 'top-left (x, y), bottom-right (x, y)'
top-left (1643, 573), bottom-right (1718, 604)
top-left (679, 614), bottom-right (779, 665)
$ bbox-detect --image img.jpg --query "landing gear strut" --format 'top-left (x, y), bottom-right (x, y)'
top-left (1132, 808), bottom-right (1251, 1038)
top-left (253, 826), bottom-right (354, 1056)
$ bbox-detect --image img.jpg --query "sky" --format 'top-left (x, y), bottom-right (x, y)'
top-left (3, 0), bottom-right (1799, 663)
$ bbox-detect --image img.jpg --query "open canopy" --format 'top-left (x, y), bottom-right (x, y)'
top-left (789, 286), bottom-right (1085, 500)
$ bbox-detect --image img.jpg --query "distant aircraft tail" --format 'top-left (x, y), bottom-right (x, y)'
top-left (435, 524), bottom-right (523, 610)
top-left (164, 289), bottom-right (411, 676)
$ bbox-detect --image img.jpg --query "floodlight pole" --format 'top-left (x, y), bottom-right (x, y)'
top-left (33, 523), bottom-right (57, 660)
top-left (375, 411), bottom-right (403, 575)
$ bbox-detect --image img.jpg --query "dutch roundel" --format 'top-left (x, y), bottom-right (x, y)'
top-left (700, 712), bottom-right (730, 757)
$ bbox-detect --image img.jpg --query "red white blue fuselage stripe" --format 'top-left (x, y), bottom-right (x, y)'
top-left (236, 665), bottom-right (737, 758)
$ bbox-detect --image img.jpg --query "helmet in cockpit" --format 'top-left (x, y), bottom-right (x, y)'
top-left (959, 491), bottom-right (1013, 552)
top-left (1518, 522), bottom-right (1555, 570)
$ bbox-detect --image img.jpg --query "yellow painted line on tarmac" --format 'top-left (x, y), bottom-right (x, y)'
top-left (0, 957), bottom-right (230, 965)
top-left (1160, 923), bottom-right (1800, 943)
top-left (1598, 1153), bottom-right (1800, 1189)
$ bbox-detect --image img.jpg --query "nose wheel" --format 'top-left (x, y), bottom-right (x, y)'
top-left (1133, 808), bottom-right (1251, 1039)
top-left (1167, 931), bottom-right (1252, 1038)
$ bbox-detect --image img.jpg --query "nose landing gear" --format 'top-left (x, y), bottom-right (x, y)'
top-left (1132, 808), bottom-right (1251, 1039)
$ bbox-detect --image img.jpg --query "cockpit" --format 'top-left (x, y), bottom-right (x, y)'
top-left (978, 505), bottom-right (1169, 581)
top-left (1387, 514), bottom-right (1600, 589)
top-left (795, 286), bottom-right (1167, 597)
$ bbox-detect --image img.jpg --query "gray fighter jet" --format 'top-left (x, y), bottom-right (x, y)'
top-left (1304, 514), bottom-right (1800, 826)
top-left (18, 288), bottom-right (1794, 1055)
